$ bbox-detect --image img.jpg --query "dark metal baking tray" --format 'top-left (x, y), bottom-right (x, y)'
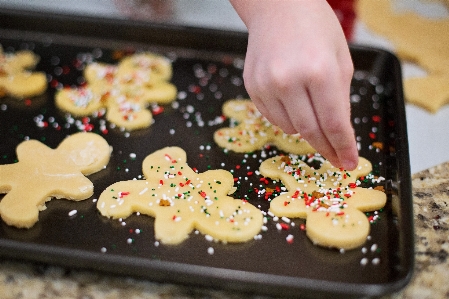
top-left (0, 9), bottom-right (413, 299)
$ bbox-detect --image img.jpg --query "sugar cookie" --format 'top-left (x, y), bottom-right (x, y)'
top-left (357, 0), bottom-right (449, 112)
top-left (404, 74), bottom-right (449, 113)
top-left (55, 52), bottom-right (177, 130)
top-left (97, 147), bottom-right (263, 244)
top-left (214, 99), bottom-right (316, 154)
top-left (0, 46), bottom-right (47, 98)
top-left (259, 154), bottom-right (386, 250)
top-left (0, 132), bottom-right (111, 228)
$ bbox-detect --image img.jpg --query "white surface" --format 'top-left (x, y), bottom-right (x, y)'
top-left (1, 0), bottom-right (448, 173)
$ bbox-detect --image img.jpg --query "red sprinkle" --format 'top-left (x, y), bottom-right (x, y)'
top-left (280, 223), bottom-right (290, 230)
top-left (152, 106), bottom-right (164, 115)
top-left (372, 115), bottom-right (381, 123)
top-left (119, 191), bottom-right (130, 198)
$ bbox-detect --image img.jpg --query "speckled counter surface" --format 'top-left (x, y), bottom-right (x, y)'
top-left (1, 162), bottom-right (449, 299)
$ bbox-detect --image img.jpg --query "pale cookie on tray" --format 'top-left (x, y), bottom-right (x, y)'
top-left (0, 46), bottom-right (47, 98)
top-left (0, 132), bottom-right (111, 228)
top-left (55, 52), bottom-right (177, 130)
top-left (97, 147), bottom-right (264, 245)
top-left (357, 0), bottom-right (449, 112)
top-left (214, 99), bottom-right (316, 154)
top-left (259, 154), bottom-right (386, 250)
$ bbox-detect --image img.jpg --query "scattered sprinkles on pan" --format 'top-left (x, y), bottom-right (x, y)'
top-left (0, 41), bottom-right (391, 267)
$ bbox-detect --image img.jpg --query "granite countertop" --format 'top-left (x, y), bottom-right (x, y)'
top-left (0, 162), bottom-right (447, 299)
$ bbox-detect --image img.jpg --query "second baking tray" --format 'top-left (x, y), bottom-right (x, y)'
top-left (0, 9), bottom-right (413, 299)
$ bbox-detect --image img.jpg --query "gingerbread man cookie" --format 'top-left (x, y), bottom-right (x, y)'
top-left (55, 52), bottom-right (177, 130)
top-left (260, 154), bottom-right (386, 250)
top-left (357, 0), bottom-right (449, 112)
top-left (214, 99), bottom-right (316, 154)
top-left (0, 46), bottom-right (47, 98)
top-left (0, 133), bottom-right (111, 228)
top-left (97, 147), bottom-right (263, 244)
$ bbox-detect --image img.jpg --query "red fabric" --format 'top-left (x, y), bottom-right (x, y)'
top-left (327, 0), bottom-right (356, 41)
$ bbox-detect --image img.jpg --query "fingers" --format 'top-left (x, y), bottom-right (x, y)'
top-left (243, 48), bottom-right (358, 170)
top-left (306, 53), bottom-right (358, 170)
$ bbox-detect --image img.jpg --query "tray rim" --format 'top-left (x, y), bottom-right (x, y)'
top-left (0, 8), bottom-right (414, 298)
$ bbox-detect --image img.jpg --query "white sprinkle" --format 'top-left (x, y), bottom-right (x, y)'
top-left (360, 258), bottom-right (368, 266)
top-left (207, 247), bottom-right (215, 255)
top-left (100, 247), bottom-right (107, 253)
top-left (205, 235), bottom-right (214, 242)
top-left (154, 241), bottom-right (160, 247)
top-left (372, 258), bottom-right (380, 265)
top-left (68, 210), bottom-right (77, 217)
top-left (127, 238), bottom-right (133, 244)
top-left (281, 216), bottom-right (291, 223)
top-left (286, 234), bottom-right (294, 243)
top-left (129, 153), bottom-right (136, 159)
top-left (139, 187), bottom-right (148, 195)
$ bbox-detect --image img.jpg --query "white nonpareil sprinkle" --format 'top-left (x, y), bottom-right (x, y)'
top-left (360, 258), bottom-right (368, 266)
top-left (68, 210), bottom-right (77, 217)
top-left (372, 258), bottom-right (380, 265)
top-left (207, 247), bottom-right (215, 255)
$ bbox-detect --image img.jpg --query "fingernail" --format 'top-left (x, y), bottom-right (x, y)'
top-left (342, 158), bottom-right (358, 170)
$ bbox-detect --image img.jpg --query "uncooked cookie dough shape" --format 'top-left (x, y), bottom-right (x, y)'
top-left (0, 47), bottom-right (47, 98)
top-left (259, 154), bottom-right (386, 250)
top-left (357, 0), bottom-right (449, 112)
top-left (97, 146), bottom-right (264, 244)
top-left (0, 132), bottom-right (111, 228)
top-left (214, 99), bottom-right (316, 154)
top-left (55, 52), bottom-right (177, 130)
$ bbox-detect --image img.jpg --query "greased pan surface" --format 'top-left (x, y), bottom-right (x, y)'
top-left (0, 10), bottom-right (413, 299)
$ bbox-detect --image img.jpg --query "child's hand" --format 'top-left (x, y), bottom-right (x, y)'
top-left (230, 0), bottom-right (358, 170)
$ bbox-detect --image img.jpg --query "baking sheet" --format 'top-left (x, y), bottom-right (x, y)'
top-left (0, 10), bottom-right (413, 299)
